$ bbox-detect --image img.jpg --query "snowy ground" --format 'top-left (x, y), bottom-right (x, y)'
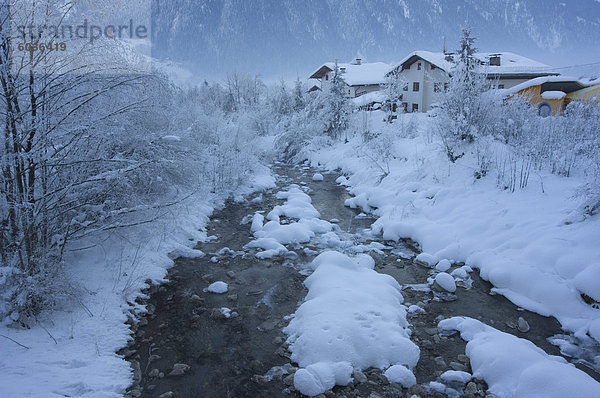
top-left (439, 317), bottom-right (600, 397)
top-left (0, 168), bottom-right (275, 397)
top-left (304, 110), bottom-right (600, 395)
top-left (2, 108), bottom-right (599, 397)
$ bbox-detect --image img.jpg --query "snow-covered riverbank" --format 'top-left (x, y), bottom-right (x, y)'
top-left (304, 111), bottom-right (600, 395)
top-left (0, 168), bottom-right (275, 397)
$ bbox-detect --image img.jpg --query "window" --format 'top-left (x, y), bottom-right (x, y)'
top-left (538, 102), bottom-right (551, 117)
top-left (413, 82), bottom-right (420, 92)
top-left (431, 64), bottom-right (436, 70)
top-left (325, 74), bottom-right (328, 81)
top-left (417, 62), bottom-right (422, 70)
top-left (412, 103), bottom-right (419, 112)
top-left (444, 83), bottom-right (449, 92)
top-left (402, 102), bottom-right (408, 112)
top-left (434, 83), bottom-right (442, 93)
top-left (498, 84), bottom-right (505, 89)
top-left (403, 83), bottom-right (408, 91)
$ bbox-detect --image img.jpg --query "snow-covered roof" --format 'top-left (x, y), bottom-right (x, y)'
top-left (505, 75), bottom-right (588, 96)
top-left (390, 51), bottom-right (557, 78)
top-left (309, 61), bottom-right (390, 86)
top-left (477, 52), bottom-right (556, 76)
top-left (351, 90), bottom-right (387, 105)
top-left (390, 51), bottom-right (455, 73)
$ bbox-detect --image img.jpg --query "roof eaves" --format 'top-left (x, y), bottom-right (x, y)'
top-left (309, 64), bottom-right (334, 80)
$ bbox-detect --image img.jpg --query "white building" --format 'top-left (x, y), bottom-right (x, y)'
top-left (388, 51), bottom-right (559, 113)
top-left (309, 59), bottom-right (390, 98)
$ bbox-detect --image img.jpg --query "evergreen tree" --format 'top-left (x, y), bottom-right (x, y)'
top-left (458, 28), bottom-right (478, 71)
top-left (435, 29), bottom-right (496, 160)
top-left (323, 62), bottom-right (351, 140)
top-left (293, 77), bottom-right (305, 111)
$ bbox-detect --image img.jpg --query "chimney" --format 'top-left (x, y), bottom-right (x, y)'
top-left (445, 54), bottom-right (454, 62)
top-left (489, 55), bottom-right (501, 66)
top-left (355, 58), bottom-right (362, 65)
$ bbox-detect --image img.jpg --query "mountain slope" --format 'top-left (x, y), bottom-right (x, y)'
top-left (151, 0), bottom-right (600, 79)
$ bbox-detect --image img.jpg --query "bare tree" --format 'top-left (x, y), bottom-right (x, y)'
top-left (0, 0), bottom-right (165, 323)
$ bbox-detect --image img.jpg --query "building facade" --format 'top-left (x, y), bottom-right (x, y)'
top-left (388, 51), bottom-right (559, 112)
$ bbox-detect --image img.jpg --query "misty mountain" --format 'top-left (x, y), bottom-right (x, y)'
top-left (151, 0), bottom-right (600, 80)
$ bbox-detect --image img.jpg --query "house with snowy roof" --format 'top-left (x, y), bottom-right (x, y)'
top-left (309, 59), bottom-right (390, 98)
top-left (387, 51), bottom-right (559, 113)
top-left (506, 76), bottom-right (598, 116)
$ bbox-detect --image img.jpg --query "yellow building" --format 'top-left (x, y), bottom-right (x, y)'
top-left (566, 83), bottom-right (600, 104)
top-left (506, 76), bottom-right (592, 116)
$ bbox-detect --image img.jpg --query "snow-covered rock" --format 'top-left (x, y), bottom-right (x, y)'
top-left (293, 361), bottom-right (352, 397)
top-left (440, 370), bottom-right (472, 384)
top-left (383, 365), bottom-right (416, 387)
top-left (435, 259), bottom-right (451, 272)
top-left (450, 266), bottom-right (470, 279)
top-left (435, 272), bottom-right (456, 293)
top-left (250, 213), bottom-right (264, 232)
top-left (206, 281), bottom-right (228, 294)
top-left (312, 173), bottom-right (324, 181)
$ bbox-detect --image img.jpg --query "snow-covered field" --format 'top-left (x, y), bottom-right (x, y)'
top-left (0, 170), bottom-right (275, 397)
top-left (305, 110), bottom-right (600, 395)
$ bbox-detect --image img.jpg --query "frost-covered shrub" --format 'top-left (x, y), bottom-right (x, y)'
top-left (360, 129), bottom-right (397, 179)
top-left (274, 86), bottom-right (348, 161)
top-left (434, 69), bottom-right (500, 162)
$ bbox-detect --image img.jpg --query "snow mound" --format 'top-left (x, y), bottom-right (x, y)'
top-left (435, 259), bottom-right (451, 272)
top-left (435, 272), bottom-right (456, 292)
top-left (383, 365), bottom-right (416, 387)
top-left (220, 307), bottom-right (237, 318)
top-left (245, 237), bottom-right (288, 259)
top-left (574, 263), bottom-right (600, 302)
top-left (408, 304), bottom-right (425, 314)
top-left (269, 185), bottom-right (320, 220)
top-left (451, 266), bottom-right (471, 279)
top-left (293, 361), bottom-right (352, 397)
top-left (336, 176), bottom-right (350, 186)
top-left (246, 185), bottom-right (333, 257)
top-left (285, 251), bottom-right (419, 396)
top-left (440, 370), bottom-right (472, 384)
top-left (416, 252), bottom-right (437, 266)
top-left (312, 173), bottom-right (324, 181)
top-left (250, 213), bottom-right (265, 233)
top-left (438, 317), bottom-right (600, 398)
top-left (206, 281), bottom-right (228, 294)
